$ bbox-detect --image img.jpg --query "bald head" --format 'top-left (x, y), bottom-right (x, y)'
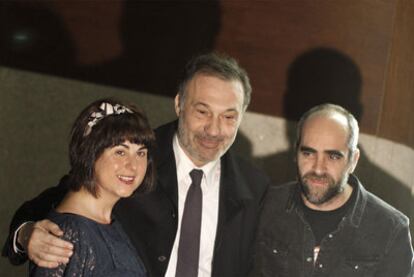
top-left (296, 103), bottom-right (359, 159)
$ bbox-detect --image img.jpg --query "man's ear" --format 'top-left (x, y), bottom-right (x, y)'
top-left (174, 94), bottom-right (181, 117)
top-left (349, 147), bottom-right (360, 173)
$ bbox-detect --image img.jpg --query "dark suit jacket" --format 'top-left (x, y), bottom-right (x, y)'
top-left (3, 120), bottom-right (270, 277)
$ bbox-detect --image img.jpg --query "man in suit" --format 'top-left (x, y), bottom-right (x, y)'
top-left (3, 53), bottom-right (270, 277)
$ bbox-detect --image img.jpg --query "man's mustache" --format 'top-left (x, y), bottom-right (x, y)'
top-left (303, 172), bottom-right (331, 181)
top-left (196, 133), bottom-right (225, 142)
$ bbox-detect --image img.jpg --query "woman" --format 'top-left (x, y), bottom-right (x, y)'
top-left (30, 98), bottom-right (155, 276)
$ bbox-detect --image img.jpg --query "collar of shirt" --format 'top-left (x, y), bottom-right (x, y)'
top-left (173, 134), bottom-right (220, 191)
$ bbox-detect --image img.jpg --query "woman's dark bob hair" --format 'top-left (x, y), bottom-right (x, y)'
top-left (68, 98), bottom-right (156, 197)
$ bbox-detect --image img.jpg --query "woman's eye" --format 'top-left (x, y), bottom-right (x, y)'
top-left (115, 150), bottom-right (125, 156)
top-left (137, 151), bottom-right (147, 157)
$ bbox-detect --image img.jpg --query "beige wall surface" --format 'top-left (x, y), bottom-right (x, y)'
top-left (1, 68), bottom-right (413, 276)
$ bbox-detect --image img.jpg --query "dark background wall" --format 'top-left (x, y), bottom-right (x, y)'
top-left (1, 0), bottom-right (413, 147)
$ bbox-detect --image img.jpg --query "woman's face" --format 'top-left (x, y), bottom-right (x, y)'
top-left (94, 140), bottom-right (148, 202)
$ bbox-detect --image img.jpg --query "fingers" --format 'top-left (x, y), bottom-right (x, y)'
top-left (31, 257), bottom-right (61, 269)
top-left (25, 220), bottom-right (73, 268)
top-left (35, 220), bottom-right (65, 239)
top-left (29, 244), bottom-right (70, 269)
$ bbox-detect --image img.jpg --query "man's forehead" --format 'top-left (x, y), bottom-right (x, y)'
top-left (304, 112), bottom-right (348, 132)
top-left (190, 73), bottom-right (243, 91)
top-left (301, 114), bottom-right (349, 148)
top-left (306, 110), bottom-right (347, 125)
top-left (187, 75), bottom-right (244, 107)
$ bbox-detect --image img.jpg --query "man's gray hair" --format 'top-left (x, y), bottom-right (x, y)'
top-left (177, 52), bottom-right (252, 110)
top-left (296, 103), bottom-right (359, 158)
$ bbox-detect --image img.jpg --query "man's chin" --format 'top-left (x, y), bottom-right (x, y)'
top-left (196, 146), bottom-right (224, 161)
top-left (304, 194), bottom-right (327, 205)
top-left (198, 153), bottom-right (221, 164)
top-left (302, 183), bottom-right (329, 204)
top-left (304, 188), bottom-right (325, 204)
top-left (304, 185), bottom-right (343, 206)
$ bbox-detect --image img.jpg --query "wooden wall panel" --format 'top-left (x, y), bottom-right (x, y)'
top-left (215, 0), bottom-right (396, 137)
top-left (380, 0), bottom-right (414, 147)
top-left (52, 1), bottom-right (123, 65)
top-left (1, 0), bottom-right (412, 147)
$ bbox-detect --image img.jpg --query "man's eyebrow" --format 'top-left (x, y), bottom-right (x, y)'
top-left (193, 102), bottom-right (239, 113)
top-left (325, 150), bottom-right (345, 157)
top-left (193, 102), bottom-right (209, 108)
top-left (299, 146), bottom-right (316, 152)
top-left (223, 108), bottom-right (239, 113)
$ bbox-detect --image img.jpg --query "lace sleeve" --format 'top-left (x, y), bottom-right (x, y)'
top-left (29, 216), bottom-right (97, 277)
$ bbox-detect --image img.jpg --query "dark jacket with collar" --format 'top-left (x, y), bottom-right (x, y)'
top-left (250, 175), bottom-right (413, 277)
top-left (115, 121), bottom-right (270, 276)
top-left (3, 120), bottom-right (270, 277)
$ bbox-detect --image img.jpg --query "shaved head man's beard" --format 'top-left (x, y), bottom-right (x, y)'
top-left (299, 171), bottom-right (346, 205)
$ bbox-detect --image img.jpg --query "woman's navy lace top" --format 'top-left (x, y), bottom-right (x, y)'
top-left (29, 210), bottom-right (146, 277)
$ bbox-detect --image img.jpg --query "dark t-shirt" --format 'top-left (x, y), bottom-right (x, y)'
top-left (29, 210), bottom-right (146, 277)
top-left (302, 188), bottom-right (357, 245)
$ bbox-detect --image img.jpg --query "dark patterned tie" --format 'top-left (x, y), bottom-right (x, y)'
top-left (176, 169), bottom-right (203, 277)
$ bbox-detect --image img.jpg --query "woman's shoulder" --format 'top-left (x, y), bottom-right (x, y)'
top-left (46, 210), bottom-right (98, 243)
top-left (30, 212), bottom-right (100, 277)
top-left (48, 210), bottom-right (88, 226)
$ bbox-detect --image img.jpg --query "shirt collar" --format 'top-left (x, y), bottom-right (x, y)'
top-left (287, 174), bottom-right (367, 227)
top-left (173, 134), bottom-right (220, 186)
top-left (345, 174), bottom-right (367, 227)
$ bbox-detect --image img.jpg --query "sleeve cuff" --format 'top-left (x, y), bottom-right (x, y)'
top-left (13, 222), bottom-right (33, 254)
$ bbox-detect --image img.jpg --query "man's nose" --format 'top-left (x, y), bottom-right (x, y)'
top-left (312, 155), bottom-right (326, 174)
top-left (205, 117), bottom-right (221, 136)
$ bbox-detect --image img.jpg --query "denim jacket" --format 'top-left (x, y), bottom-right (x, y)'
top-left (250, 175), bottom-right (413, 277)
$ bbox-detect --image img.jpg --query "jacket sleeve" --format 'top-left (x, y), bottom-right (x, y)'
top-left (374, 218), bottom-right (414, 277)
top-left (1, 175), bottom-right (70, 265)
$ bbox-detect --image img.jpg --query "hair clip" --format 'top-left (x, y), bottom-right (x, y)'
top-left (84, 102), bottom-right (133, 136)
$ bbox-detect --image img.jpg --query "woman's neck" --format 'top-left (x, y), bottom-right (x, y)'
top-left (56, 187), bottom-right (118, 224)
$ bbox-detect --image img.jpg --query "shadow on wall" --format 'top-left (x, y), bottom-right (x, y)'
top-left (0, 1), bottom-right (76, 74)
top-left (0, 0), bottom-right (221, 96)
top-left (234, 47), bottom-right (413, 238)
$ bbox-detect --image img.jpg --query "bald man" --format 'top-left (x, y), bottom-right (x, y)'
top-left (250, 103), bottom-right (413, 277)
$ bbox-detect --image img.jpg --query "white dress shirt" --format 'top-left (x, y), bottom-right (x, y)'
top-left (164, 135), bottom-right (220, 277)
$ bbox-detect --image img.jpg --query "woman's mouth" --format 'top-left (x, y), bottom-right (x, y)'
top-left (117, 175), bottom-right (135, 185)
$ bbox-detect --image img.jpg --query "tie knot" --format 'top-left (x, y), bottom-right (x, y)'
top-left (190, 169), bottom-right (203, 186)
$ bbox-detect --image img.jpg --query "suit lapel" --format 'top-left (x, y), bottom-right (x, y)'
top-left (214, 150), bottom-right (254, 249)
top-left (154, 121), bottom-right (179, 208)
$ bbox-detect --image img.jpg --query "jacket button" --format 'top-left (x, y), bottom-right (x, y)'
top-left (172, 213), bottom-right (176, 218)
top-left (158, 255), bottom-right (167, 262)
top-left (272, 249), bottom-right (278, 254)
top-left (306, 257), bottom-right (313, 263)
